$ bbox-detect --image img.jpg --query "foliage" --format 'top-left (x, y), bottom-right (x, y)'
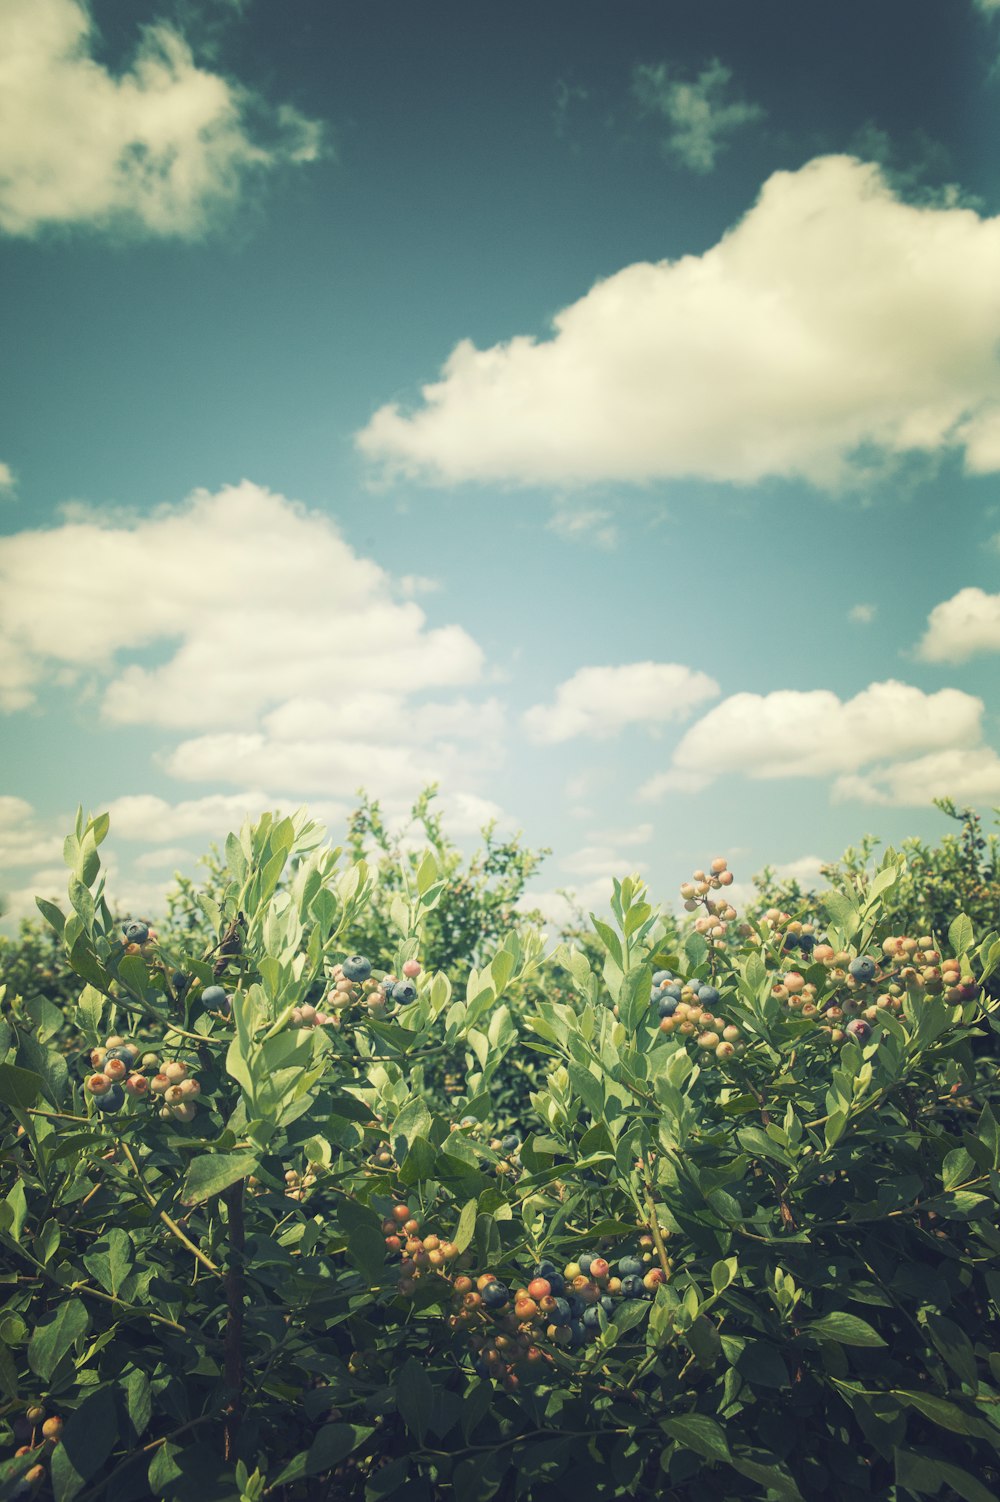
top-left (1, 808), bottom-right (999, 1501)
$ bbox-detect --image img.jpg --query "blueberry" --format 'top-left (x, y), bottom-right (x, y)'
top-left (650, 987), bottom-right (665, 1006)
top-left (201, 985), bottom-right (228, 1009)
top-left (171, 971), bottom-right (190, 994)
top-left (664, 983), bottom-right (683, 999)
top-left (500, 1134), bottom-right (519, 1154)
top-left (568, 1319), bottom-right (587, 1347)
top-left (391, 981), bottom-right (418, 1005)
top-left (566, 1293), bottom-right (584, 1317)
top-left (845, 1019), bottom-right (872, 1043)
top-left (481, 1281), bottom-right (509, 1310)
top-left (658, 997), bottom-right (678, 1018)
top-left (582, 1305), bottom-right (602, 1329)
top-left (697, 984), bottom-right (720, 1005)
top-left (783, 934), bottom-right (799, 951)
top-left (104, 1045), bottom-right (134, 1064)
top-left (95, 1084), bottom-right (125, 1112)
top-left (798, 934), bottom-right (816, 953)
top-left (652, 969), bottom-right (675, 986)
top-left (848, 956), bottom-right (876, 984)
top-left (549, 1297), bottom-right (571, 1325)
top-left (600, 1295), bottom-right (615, 1315)
top-left (577, 1251), bottom-right (599, 1275)
top-left (620, 1274), bottom-right (645, 1299)
top-left (460, 1115), bottom-right (477, 1128)
top-left (342, 955), bottom-right (372, 982)
top-left (618, 1256), bottom-right (643, 1278)
top-left (122, 920), bottom-right (148, 944)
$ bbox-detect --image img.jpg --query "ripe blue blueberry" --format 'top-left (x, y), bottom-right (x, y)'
top-left (600, 1294), bottom-right (615, 1315)
top-left (848, 956), bottom-right (876, 984)
top-left (533, 1259), bottom-right (558, 1279)
top-left (618, 1256), bottom-right (643, 1278)
top-left (664, 983), bottom-right (683, 1000)
top-left (342, 955), bottom-right (372, 982)
top-left (650, 987), bottom-right (665, 1007)
top-left (171, 971), bottom-right (189, 994)
top-left (658, 997), bottom-right (678, 1018)
top-left (201, 985), bottom-right (228, 1009)
top-left (619, 1274), bottom-right (645, 1299)
top-left (697, 984), bottom-right (720, 1005)
top-left (549, 1297), bottom-right (571, 1325)
top-left (568, 1319), bottom-right (587, 1347)
top-left (391, 981), bottom-right (417, 1005)
top-left (481, 1281), bottom-right (509, 1310)
top-left (96, 1084), bottom-right (125, 1112)
top-left (122, 920), bottom-right (148, 944)
top-left (104, 1045), bottom-right (134, 1064)
top-left (582, 1305), bottom-right (602, 1330)
top-left (652, 969), bottom-right (675, 986)
top-left (500, 1134), bottom-right (519, 1154)
top-left (798, 934), bottom-right (816, 953)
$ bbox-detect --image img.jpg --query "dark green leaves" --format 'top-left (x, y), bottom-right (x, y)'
top-left (179, 1152), bottom-right (259, 1206)
top-left (28, 1298), bottom-right (90, 1382)
top-left (0, 1061), bottom-right (43, 1109)
top-left (49, 1386), bottom-right (117, 1502)
top-left (807, 1312), bottom-right (887, 1348)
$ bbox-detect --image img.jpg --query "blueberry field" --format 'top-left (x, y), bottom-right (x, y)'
top-left (1, 799), bottom-right (999, 1502)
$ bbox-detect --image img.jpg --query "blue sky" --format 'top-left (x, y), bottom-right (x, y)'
top-left (1, 0), bottom-right (999, 931)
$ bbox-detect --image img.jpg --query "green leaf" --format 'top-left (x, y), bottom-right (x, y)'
top-left (306, 1424), bottom-right (374, 1476)
top-left (662, 1413), bottom-right (731, 1464)
top-left (396, 1357), bottom-right (434, 1443)
top-left (807, 1312), bottom-right (886, 1347)
top-left (35, 896), bottom-right (65, 936)
top-left (0, 1062), bottom-right (43, 1109)
top-left (730, 1455), bottom-right (804, 1502)
top-left (179, 1152), bottom-right (258, 1206)
top-left (924, 1312), bottom-right (978, 1388)
top-left (83, 1228), bottom-right (134, 1297)
top-left (28, 1298), bottom-right (90, 1382)
top-left (948, 912), bottom-right (974, 959)
top-left (49, 1385), bottom-right (117, 1502)
top-left (454, 1198), bottom-right (478, 1254)
top-left (126, 1368), bottom-right (151, 1439)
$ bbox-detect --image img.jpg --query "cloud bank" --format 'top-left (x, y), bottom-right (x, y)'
top-left (358, 156), bottom-right (1000, 489)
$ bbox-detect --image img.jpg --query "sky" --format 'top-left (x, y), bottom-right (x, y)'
top-left (1, 0), bottom-right (999, 935)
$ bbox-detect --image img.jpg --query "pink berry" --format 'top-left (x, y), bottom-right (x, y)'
top-left (402, 960), bottom-right (422, 978)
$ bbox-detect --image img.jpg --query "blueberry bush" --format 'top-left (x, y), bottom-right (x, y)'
top-left (1, 808), bottom-right (999, 1502)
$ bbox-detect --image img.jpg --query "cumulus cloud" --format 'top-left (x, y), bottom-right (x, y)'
top-left (641, 680), bottom-right (986, 798)
top-left (632, 58), bottom-right (764, 174)
top-left (0, 0), bottom-right (323, 239)
top-left (0, 482), bottom-right (484, 724)
top-left (848, 603), bottom-right (877, 625)
top-left (915, 587), bottom-right (1000, 663)
top-left (524, 662), bottom-right (719, 744)
top-left (834, 747), bottom-right (1000, 806)
top-left (0, 482), bottom-right (505, 811)
top-left (0, 463), bottom-right (15, 497)
top-left (358, 156), bottom-right (1000, 490)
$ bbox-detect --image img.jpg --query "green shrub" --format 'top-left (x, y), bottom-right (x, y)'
top-left (1, 810), bottom-right (998, 1501)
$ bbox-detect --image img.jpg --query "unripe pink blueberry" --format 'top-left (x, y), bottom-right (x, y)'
top-left (87, 1073), bottom-right (111, 1095)
top-left (163, 1061), bottom-right (188, 1082)
top-left (151, 1074), bottom-right (170, 1094)
top-left (90, 1047), bottom-right (107, 1068)
top-left (125, 1074), bottom-right (148, 1097)
top-left (402, 960), bottom-right (422, 978)
top-left (171, 1102), bottom-right (197, 1123)
top-left (104, 1058), bottom-right (127, 1082)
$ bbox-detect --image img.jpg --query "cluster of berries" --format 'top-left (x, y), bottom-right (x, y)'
top-left (381, 1204), bottom-right (460, 1296)
top-left (283, 1166), bottom-right (318, 1202)
top-left (85, 1036), bottom-right (156, 1113)
top-left (651, 972), bottom-right (744, 1060)
top-left (322, 955), bottom-right (422, 1024)
top-left (9, 1407), bottom-right (62, 1494)
top-left (679, 859), bottom-right (740, 950)
top-left (452, 1246), bottom-right (672, 1386)
top-left (880, 936), bottom-right (979, 1004)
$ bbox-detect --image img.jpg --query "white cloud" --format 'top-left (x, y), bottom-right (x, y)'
top-left (0, 463), bottom-right (15, 497)
top-left (632, 58), bottom-right (764, 174)
top-left (132, 845), bottom-right (199, 871)
top-left (848, 603), bottom-right (877, 624)
top-left (357, 156), bottom-right (1000, 490)
top-left (641, 680), bottom-right (985, 797)
top-left (105, 790), bottom-right (296, 844)
top-left (0, 0), bottom-right (323, 239)
top-left (561, 844), bottom-right (649, 879)
top-left (547, 505), bottom-right (617, 549)
top-left (915, 586), bottom-right (1000, 663)
top-left (516, 875), bottom-right (622, 932)
top-left (834, 747), bottom-right (1000, 807)
top-left (524, 662), bottom-right (719, 744)
top-left (0, 483), bottom-right (485, 724)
